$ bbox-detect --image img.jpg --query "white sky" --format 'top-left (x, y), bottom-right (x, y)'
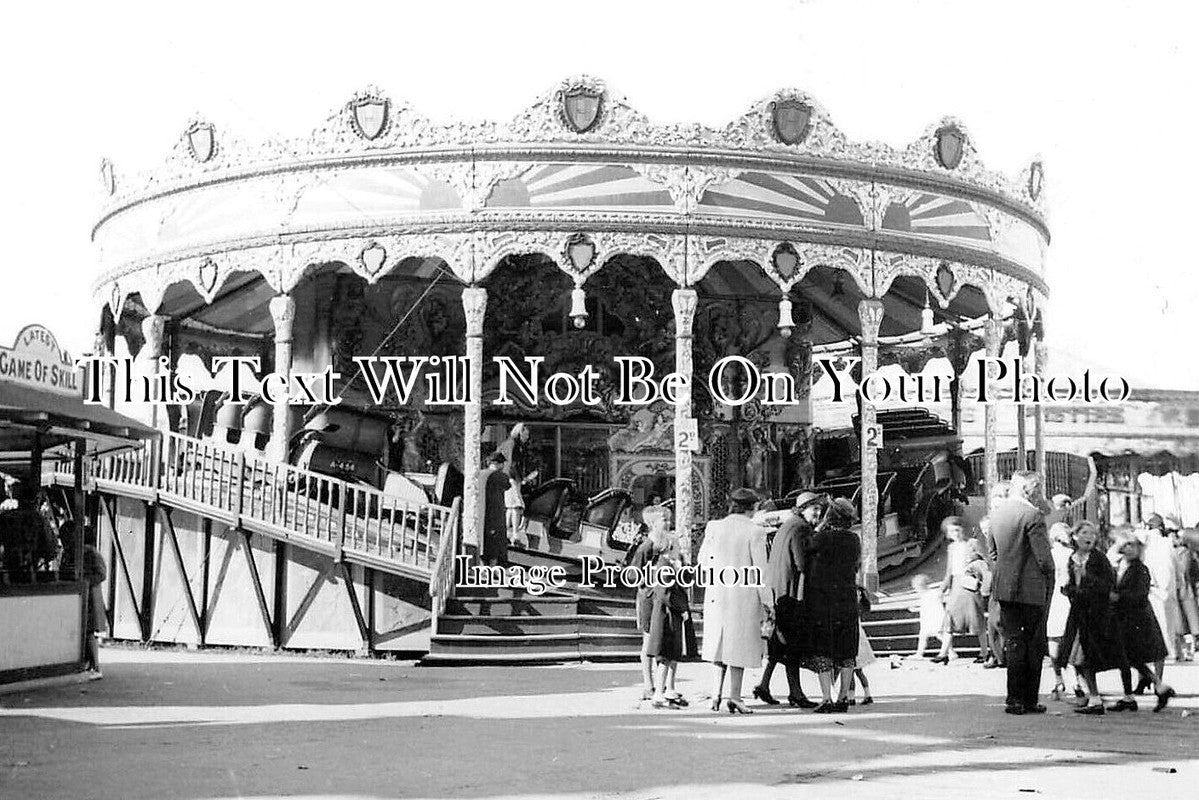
top-left (2, 1), bottom-right (1196, 387)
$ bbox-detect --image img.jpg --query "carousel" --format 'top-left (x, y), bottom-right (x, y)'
top-left (92, 76), bottom-right (1050, 595)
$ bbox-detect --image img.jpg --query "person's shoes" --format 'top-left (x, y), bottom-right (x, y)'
top-left (1004, 704), bottom-right (1026, 715)
top-left (788, 695), bottom-right (818, 709)
top-left (665, 694), bottom-right (688, 708)
top-left (640, 688), bottom-right (654, 701)
top-left (710, 696), bottom-right (723, 712)
top-left (752, 685), bottom-right (780, 705)
top-left (1050, 687), bottom-right (1063, 702)
top-left (1154, 686), bottom-right (1175, 712)
top-left (831, 699), bottom-right (850, 713)
top-left (861, 696), bottom-right (874, 705)
top-left (1024, 704), bottom-right (1047, 714)
top-left (983, 658), bottom-right (1001, 670)
top-left (726, 699), bottom-right (753, 714)
top-left (846, 697), bottom-right (857, 706)
top-left (1108, 699), bottom-right (1138, 712)
top-left (973, 657), bottom-right (986, 664)
top-left (1075, 703), bottom-right (1105, 715)
top-left (1074, 687), bottom-right (1086, 699)
top-left (1133, 676), bottom-right (1151, 695)
top-left (931, 655), bottom-right (949, 665)
top-left (651, 697), bottom-right (678, 709)
top-left (813, 700), bottom-right (837, 713)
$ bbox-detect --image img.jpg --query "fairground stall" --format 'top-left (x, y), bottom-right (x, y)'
top-left (86, 77), bottom-right (1049, 657)
top-left (0, 325), bottom-right (156, 690)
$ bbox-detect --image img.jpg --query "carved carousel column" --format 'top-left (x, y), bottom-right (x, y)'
top-left (267, 294), bottom-right (296, 463)
top-left (672, 288), bottom-right (698, 558)
top-left (1032, 336), bottom-right (1048, 490)
top-left (983, 315), bottom-right (1003, 508)
top-left (858, 299), bottom-right (884, 594)
top-left (461, 287), bottom-right (487, 554)
top-left (141, 314), bottom-right (168, 432)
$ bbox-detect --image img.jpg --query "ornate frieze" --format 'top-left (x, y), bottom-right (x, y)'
top-left (98, 77), bottom-right (1046, 236)
top-left (632, 164), bottom-right (744, 214)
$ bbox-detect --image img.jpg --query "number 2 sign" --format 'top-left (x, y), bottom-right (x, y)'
top-left (863, 423), bottom-right (883, 450)
top-left (675, 417), bottom-right (700, 452)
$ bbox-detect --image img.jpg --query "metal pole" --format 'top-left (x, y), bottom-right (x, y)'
top-left (74, 438), bottom-right (87, 661)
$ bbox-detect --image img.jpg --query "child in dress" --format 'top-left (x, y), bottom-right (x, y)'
top-left (1109, 533), bottom-right (1174, 712)
top-left (642, 504), bottom-right (689, 709)
top-left (910, 574), bottom-right (944, 659)
top-left (1057, 522), bottom-right (1125, 715)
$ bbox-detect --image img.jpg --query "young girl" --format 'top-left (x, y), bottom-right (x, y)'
top-left (1057, 522), bottom-right (1126, 715)
top-left (1046, 522), bottom-right (1077, 701)
top-left (1109, 533), bottom-right (1174, 712)
top-left (641, 504), bottom-right (689, 709)
top-left (844, 589), bottom-right (875, 704)
top-left (934, 518), bottom-right (989, 664)
top-left (910, 574), bottom-right (944, 659)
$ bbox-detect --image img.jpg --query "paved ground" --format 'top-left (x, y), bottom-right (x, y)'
top-left (1, 647), bottom-right (1197, 799)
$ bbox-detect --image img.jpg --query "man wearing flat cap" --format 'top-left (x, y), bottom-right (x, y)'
top-left (753, 491), bottom-right (824, 707)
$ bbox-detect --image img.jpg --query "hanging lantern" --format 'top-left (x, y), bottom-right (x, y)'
top-left (777, 297), bottom-right (794, 338)
top-left (920, 290), bottom-right (936, 335)
top-left (570, 286), bottom-right (589, 329)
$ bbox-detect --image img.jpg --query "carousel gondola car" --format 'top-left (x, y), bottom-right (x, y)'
top-left (518, 478), bottom-right (634, 565)
top-left (765, 409), bottom-right (970, 578)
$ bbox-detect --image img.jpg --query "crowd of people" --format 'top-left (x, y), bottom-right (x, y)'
top-left (627, 469), bottom-right (1199, 717)
top-left (631, 487), bottom-right (873, 714)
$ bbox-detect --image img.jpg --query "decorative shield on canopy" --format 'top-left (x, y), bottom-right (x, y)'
top-left (562, 87), bottom-right (603, 134)
top-left (198, 258), bottom-right (218, 293)
top-left (771, 242), bottom-right (801, 281)
top-left (99, 159), bottom-right (115, 195)
top-left (360, 242), bottom-right (387, 276)
top-left (770, 100), bottom-right (812, 146)
top-left (186, 122), bottom-right (215, 163)
top-left (1028, 161), bottom-right (1044, 200)
top-left (933, 125), bottom-right (965, 170)
top-left (935, 262), bottom-right (955, 299)
top-left (564, 233), bottom-right (596, 271)
top-left (350, 97), bottom-right (390, 140)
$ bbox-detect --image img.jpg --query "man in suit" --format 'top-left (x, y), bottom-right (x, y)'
top-left (986, 470), bottom-right (1055, 715)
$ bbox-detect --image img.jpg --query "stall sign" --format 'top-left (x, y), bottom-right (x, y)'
top-left (0, 325), bottom-right (80, 395)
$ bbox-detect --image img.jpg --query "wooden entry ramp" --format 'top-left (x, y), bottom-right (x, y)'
top-left (46, 431), bottom-right (460, 655)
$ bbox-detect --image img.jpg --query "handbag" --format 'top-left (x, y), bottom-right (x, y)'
top-left (680, 614), bottom-right (700, 661)
top-left (857, 585), bottom-right (872, 615)
top-left (760, 616), bottom-right (776, 640)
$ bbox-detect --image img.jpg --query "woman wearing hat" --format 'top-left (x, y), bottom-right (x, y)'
top-left (1109, 532), bottom-right (1174, 711)
top-left (752, 491), bottom-right (823, 709)
top-left (801, 496), bottom-right (861, 713)
top-left (698, 487), bottom-right (773, 714)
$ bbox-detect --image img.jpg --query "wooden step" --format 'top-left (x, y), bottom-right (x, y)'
top-left (445, 596), bottom-right (577, 617)
top-left (428, 632), bottom-right (581, 658)
top-left (436, 615), bottom-right (581, 636)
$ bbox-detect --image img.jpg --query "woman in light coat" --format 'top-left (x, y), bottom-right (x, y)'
top-left (699, 487), bottom-right (772, 714)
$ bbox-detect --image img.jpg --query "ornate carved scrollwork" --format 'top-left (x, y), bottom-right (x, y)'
top-left (632, 164), bottom-right (744, 214)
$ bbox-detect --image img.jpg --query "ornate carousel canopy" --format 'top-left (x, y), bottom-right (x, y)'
top-left (93, 76), bottom-right (1048, 348)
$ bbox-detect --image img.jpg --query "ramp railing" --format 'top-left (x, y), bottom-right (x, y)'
top-left (51, 431), bottom-right (457, 578)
